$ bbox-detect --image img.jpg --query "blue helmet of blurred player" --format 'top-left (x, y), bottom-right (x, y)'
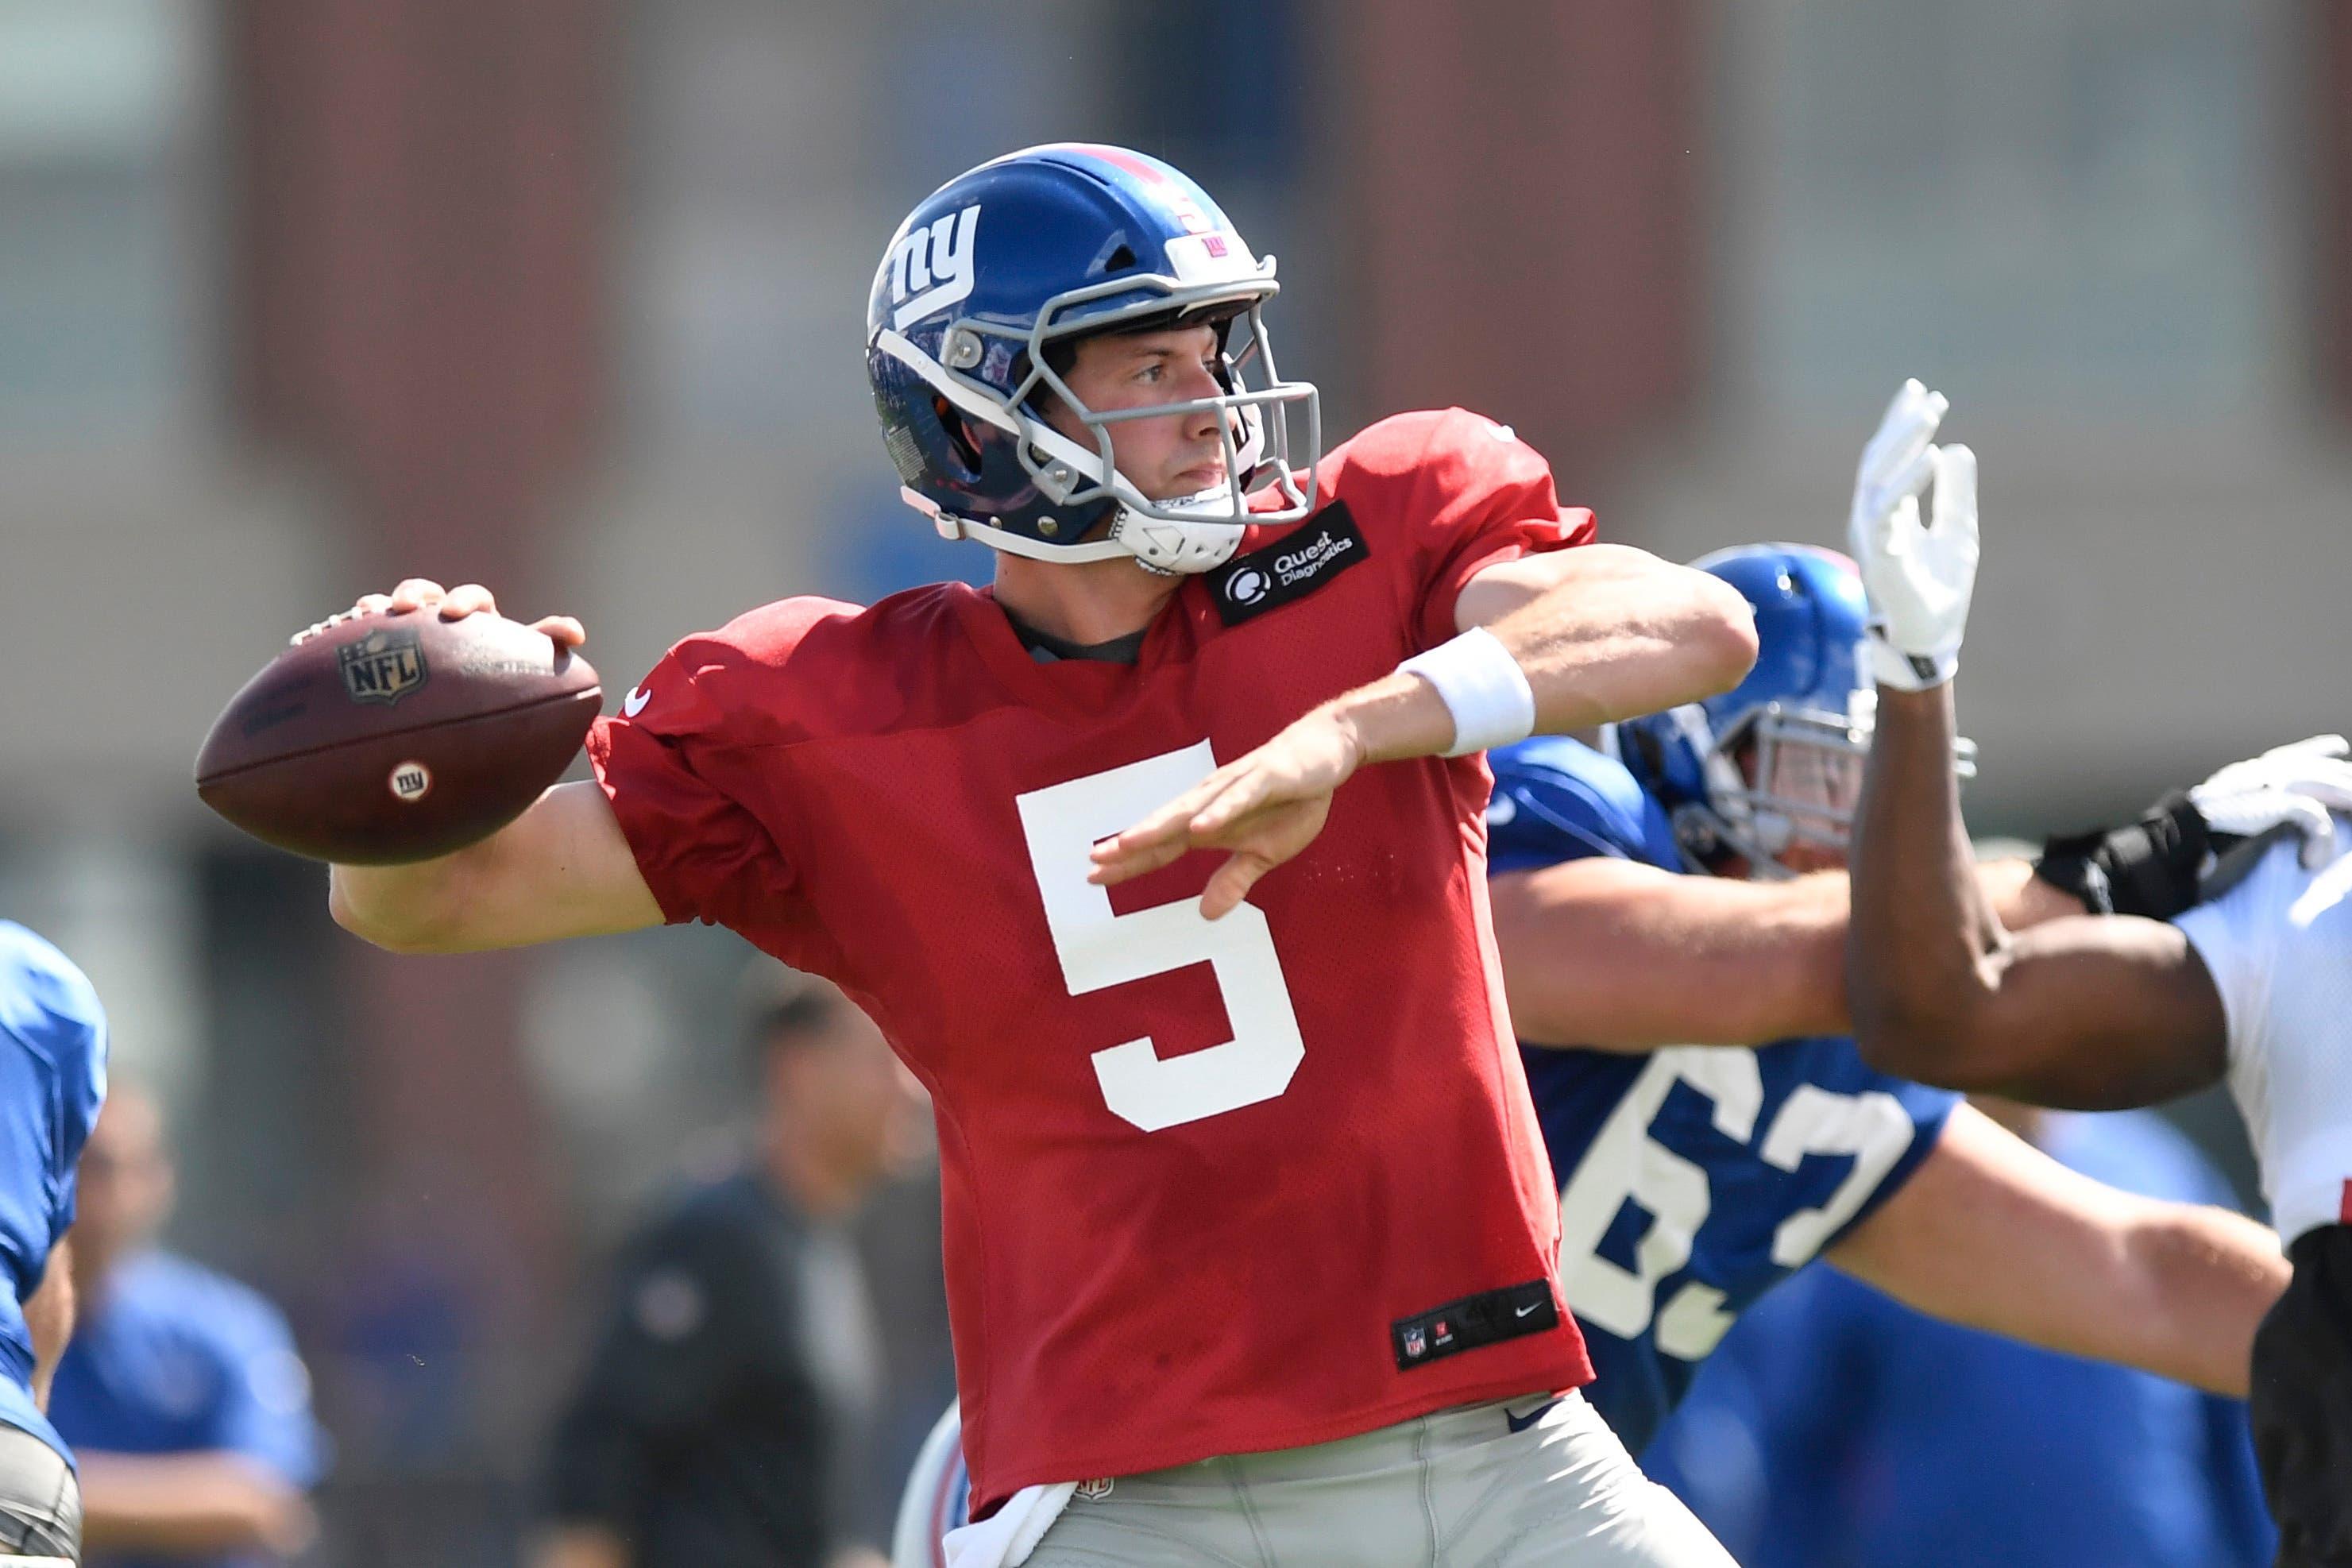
top-left (864, 142), bottom-right (1321, 576)
top-left (1618, 543), bottom-right (1974, 877)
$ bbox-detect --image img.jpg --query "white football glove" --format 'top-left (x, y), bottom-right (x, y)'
top-left (1848, 380), bottom-right (1979, 691)
top-left (2189, 734), bottom-right (2352, 870)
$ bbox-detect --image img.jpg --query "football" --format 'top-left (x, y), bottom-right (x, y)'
top-left (195, 609), bottom-right (602, 864)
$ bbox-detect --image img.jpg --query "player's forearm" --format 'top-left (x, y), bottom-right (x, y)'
top-left (1494, 863), bottom-right (1853, 1047)
top-left (1978, 1194), bottom-right (2282, 1397)
top-left (1832, 1105), bottom-right (2283, 1396)
top-left (1847, 682), bottom-right (2011, 1079)
top-left (76, 1452), bottom-right (314, 1554)
top-left (1341, 554), bottom-right (1756, 768)
top-left (330, 781), bottom-right (663, 952)
top-left (1470, 546), bottom-right (1760, 734)
top-left (329, 838), bottom-right (506, 953)
top-left (1498, 855), bottom-right (2070, 1051)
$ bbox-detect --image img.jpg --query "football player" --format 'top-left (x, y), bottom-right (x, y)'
top-left (1843, 383), bottom-right (2352, 1567)
top-left (322, 145), bottom-right (1762, 1566)
top-left (886, 527), bottom-right (2289, 1568)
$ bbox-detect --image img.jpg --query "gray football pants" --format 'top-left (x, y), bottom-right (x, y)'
top-left (0, 1425), bottom-right (78, 1564)
top-left (1022, 1391), bottom-right (1732, 1568)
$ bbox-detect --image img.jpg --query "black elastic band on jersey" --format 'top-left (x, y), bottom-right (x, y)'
top-left (2032, 790), bottom-right (2212, 920)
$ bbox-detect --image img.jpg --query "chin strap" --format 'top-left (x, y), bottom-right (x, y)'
top-left (896, 488), bottom-right (1134, 564)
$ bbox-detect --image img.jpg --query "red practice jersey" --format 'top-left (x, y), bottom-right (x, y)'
top-left (589, 409), bottom-right (1600, 1510)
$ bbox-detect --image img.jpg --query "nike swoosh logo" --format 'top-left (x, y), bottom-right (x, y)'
top-left (623, 687), bottom-right (651, 718)
top-left (1505, 1397), bottom-right (1562, 1435)
top-left (1514, 1301), bottom-right (1541, 1318)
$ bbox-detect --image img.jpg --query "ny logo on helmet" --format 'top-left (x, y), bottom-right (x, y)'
top-left (889, 203), bottom-right (980, 330)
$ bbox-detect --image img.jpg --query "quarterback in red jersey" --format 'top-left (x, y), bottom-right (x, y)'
top-left (326, 145), bottom-right (1755, 1566)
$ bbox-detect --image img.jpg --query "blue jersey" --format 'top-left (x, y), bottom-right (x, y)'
top-left (52, 1250), bottom-right (326, 1568)
top-left (0, 921), bottom-right (110, 1462)
top-left (1485, 737), bottom-right (1955, 1454)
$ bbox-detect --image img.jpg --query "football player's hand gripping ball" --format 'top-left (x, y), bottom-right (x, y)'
top-left (1848, 380), bottom-right (1978, 691)
top-left (2190, 735), bottom-right (2352, 870)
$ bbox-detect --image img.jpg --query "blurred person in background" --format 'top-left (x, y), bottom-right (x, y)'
top-left (0, 923), bottom-right (110, 1562)
top-left (530, 968), bottom-right (925, 1568)
top-left (48, 1079), bottom-right (322, 1568)
top-left (1647, 1096), bottom-right (2273, 1567)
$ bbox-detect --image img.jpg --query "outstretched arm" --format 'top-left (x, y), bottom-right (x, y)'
top-left (1449, 543), bottom-right (1762, 736)
top-left (1092, 546), bottom-right (1758, 918)
top-left (1836, 383), bottom-right (2233, 1105)
top-left (1492, 855), bottom-right (2078, 1049)
top-left (1828, 1102), bottom-right (2284, 1396)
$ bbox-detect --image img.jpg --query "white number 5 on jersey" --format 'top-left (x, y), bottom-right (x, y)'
top-left (1016, 743), bottom-right (1307, 1133)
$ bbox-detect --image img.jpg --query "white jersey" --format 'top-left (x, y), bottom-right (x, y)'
top-left (2175, 821), bottom-right (2352, 1246)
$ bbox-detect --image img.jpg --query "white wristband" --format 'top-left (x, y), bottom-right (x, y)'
top-left (1398, 626), bottom-right (1537, 757)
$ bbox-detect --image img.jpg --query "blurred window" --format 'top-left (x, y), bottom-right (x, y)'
top-left (0, 0), bottom-right (209, 442)
top-left (1721, 0), bottom-right (2288, 416)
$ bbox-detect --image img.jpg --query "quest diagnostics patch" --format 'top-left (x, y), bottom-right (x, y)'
top-left (1208, 502), bottom-right (1369, 627)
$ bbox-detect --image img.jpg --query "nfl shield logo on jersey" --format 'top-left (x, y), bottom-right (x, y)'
top-left (1075, 1477), bottom-right (1114, 1502)
top-left (1403, 1325), bottom-right (1427, 1359)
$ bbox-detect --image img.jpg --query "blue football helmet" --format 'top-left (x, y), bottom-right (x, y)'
top-left (866, 143), bottom-right (1320, 575)
top-left (1617, 543), bottom-right (1975, 876)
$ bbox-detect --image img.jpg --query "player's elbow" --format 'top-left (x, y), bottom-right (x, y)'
top-left (1636, 568), bottom-right (1758, 710)
top-left (1688, 576), bottom-right (1760, 694)
top-left (1850, 975), bottom-right (2003, 1091)
top-left (2118, 1201), bottom-right (2284, 1397)
top-left (1847, 927), bottom-right (2010, 1089)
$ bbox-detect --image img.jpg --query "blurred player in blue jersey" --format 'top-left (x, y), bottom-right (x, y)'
top-left (0, 921), bottom-right (112, 1562)
top-left (48, 1077), bottom-right (323, 1568)
top-left (890, 502), bottom-right (2292, 1565)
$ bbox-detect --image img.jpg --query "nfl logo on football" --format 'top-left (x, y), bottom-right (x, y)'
top-left (338, 628), bottom-right (429, 706)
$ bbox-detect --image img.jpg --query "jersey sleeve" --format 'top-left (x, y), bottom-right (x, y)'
top-left (1485, 737), bottom-right (1667, 875)
top-left (1343, 408), bottom-right (1597, 650)
top-left (586, 629), bottom-right (809, 937)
